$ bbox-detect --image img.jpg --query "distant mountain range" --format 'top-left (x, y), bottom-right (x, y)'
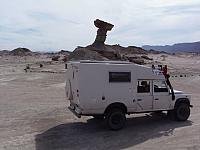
top-left (142, 41), bottom-right (200, 53)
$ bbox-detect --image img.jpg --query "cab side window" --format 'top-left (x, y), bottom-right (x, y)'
top-left (137, 80), bottom-right (150, 93)
top-left (154, 80), bottom-right (168, 92)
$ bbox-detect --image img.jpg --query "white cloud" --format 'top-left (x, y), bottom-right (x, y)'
top-left (0, 0), bottom-right (200, 51)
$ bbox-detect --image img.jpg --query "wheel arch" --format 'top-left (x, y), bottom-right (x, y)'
top-left (104, 102), bottom-right (127, 115)
top-left (174, 98), bottom-right (190, 109)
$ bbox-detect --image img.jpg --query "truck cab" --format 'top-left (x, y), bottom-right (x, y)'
top-left (136, 79), bottom-right (171, 112)
top-left (65, 61), bottom-right (192, 130)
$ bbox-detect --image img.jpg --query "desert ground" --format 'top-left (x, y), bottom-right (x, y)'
top-left (0, 54), bottom-right (200, 150)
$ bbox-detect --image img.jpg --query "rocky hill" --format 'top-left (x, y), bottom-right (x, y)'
top-left (0, 50), bottom-right (10, 56)
top-left (66, 19), bottom-right (153, 65)
top-left (9, 48), bottom-right (33, 56)
top-left (68, 44), bottom-right (151, 65)
top-left (107, 45), bottom-right (147, 55)
top-left (142, 41), bottom-right (200, 53)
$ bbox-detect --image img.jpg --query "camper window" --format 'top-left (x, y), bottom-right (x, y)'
top-left (109, 72), bottom-right (131, 82)
top-left (137, 80), bottom-right (150, 93)
top-left (154, 80), bottom-right (168, 92)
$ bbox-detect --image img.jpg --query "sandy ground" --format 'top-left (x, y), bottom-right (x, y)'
top-left (0, 54), bottom-right (200, 150)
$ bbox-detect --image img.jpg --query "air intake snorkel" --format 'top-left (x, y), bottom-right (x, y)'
top-left (166, 74), bottom-right (175, 100)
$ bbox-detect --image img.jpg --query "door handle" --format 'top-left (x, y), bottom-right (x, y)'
top-left (154, 98), bottom-right (159, 100)
top-left (137, 99), bottom-right (142, 101)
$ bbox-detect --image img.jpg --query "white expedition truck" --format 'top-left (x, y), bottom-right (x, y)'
top-left (65, 60), bottom-right (192, 130)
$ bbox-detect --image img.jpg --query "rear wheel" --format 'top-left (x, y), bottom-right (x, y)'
top-left (175, 103), bottom-right (190, 121)
top-left (105, 108), bottom-right (126, 130)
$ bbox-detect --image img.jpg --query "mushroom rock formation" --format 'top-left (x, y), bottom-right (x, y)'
top-left (92, 19), bottom-right (114, 49)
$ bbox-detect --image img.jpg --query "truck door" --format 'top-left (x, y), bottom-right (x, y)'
top-left (136, 80), bottom-right (153, 111)
top-left (153, 80), bottom-right (170, 110)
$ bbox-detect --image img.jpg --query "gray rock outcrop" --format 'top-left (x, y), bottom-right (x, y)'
top-left (68, 19), bottom-right (152, 65)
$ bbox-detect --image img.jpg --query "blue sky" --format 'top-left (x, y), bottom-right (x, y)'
top-left (0, 0), bottom-right (200, 51)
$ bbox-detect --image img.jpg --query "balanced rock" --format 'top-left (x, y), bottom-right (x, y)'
top-left (92, 19), bottom-right (114, 49)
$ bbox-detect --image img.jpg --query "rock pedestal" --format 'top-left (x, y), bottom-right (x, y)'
top-left (92, 19), bottom-right (114, 48)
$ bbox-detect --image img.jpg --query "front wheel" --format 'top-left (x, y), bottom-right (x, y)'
top-left (175, 103), bottom-right (190, 121)
top-left (105, 108), bottom-right (126, 130)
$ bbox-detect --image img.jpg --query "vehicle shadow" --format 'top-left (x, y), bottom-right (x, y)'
top-left (35, 113), bottom-right (192, 150)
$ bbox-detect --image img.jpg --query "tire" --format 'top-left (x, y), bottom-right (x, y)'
top-left (106, 108), bottom-right (126, 130)
top-left (175, 103), bottom-right (190, 121)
